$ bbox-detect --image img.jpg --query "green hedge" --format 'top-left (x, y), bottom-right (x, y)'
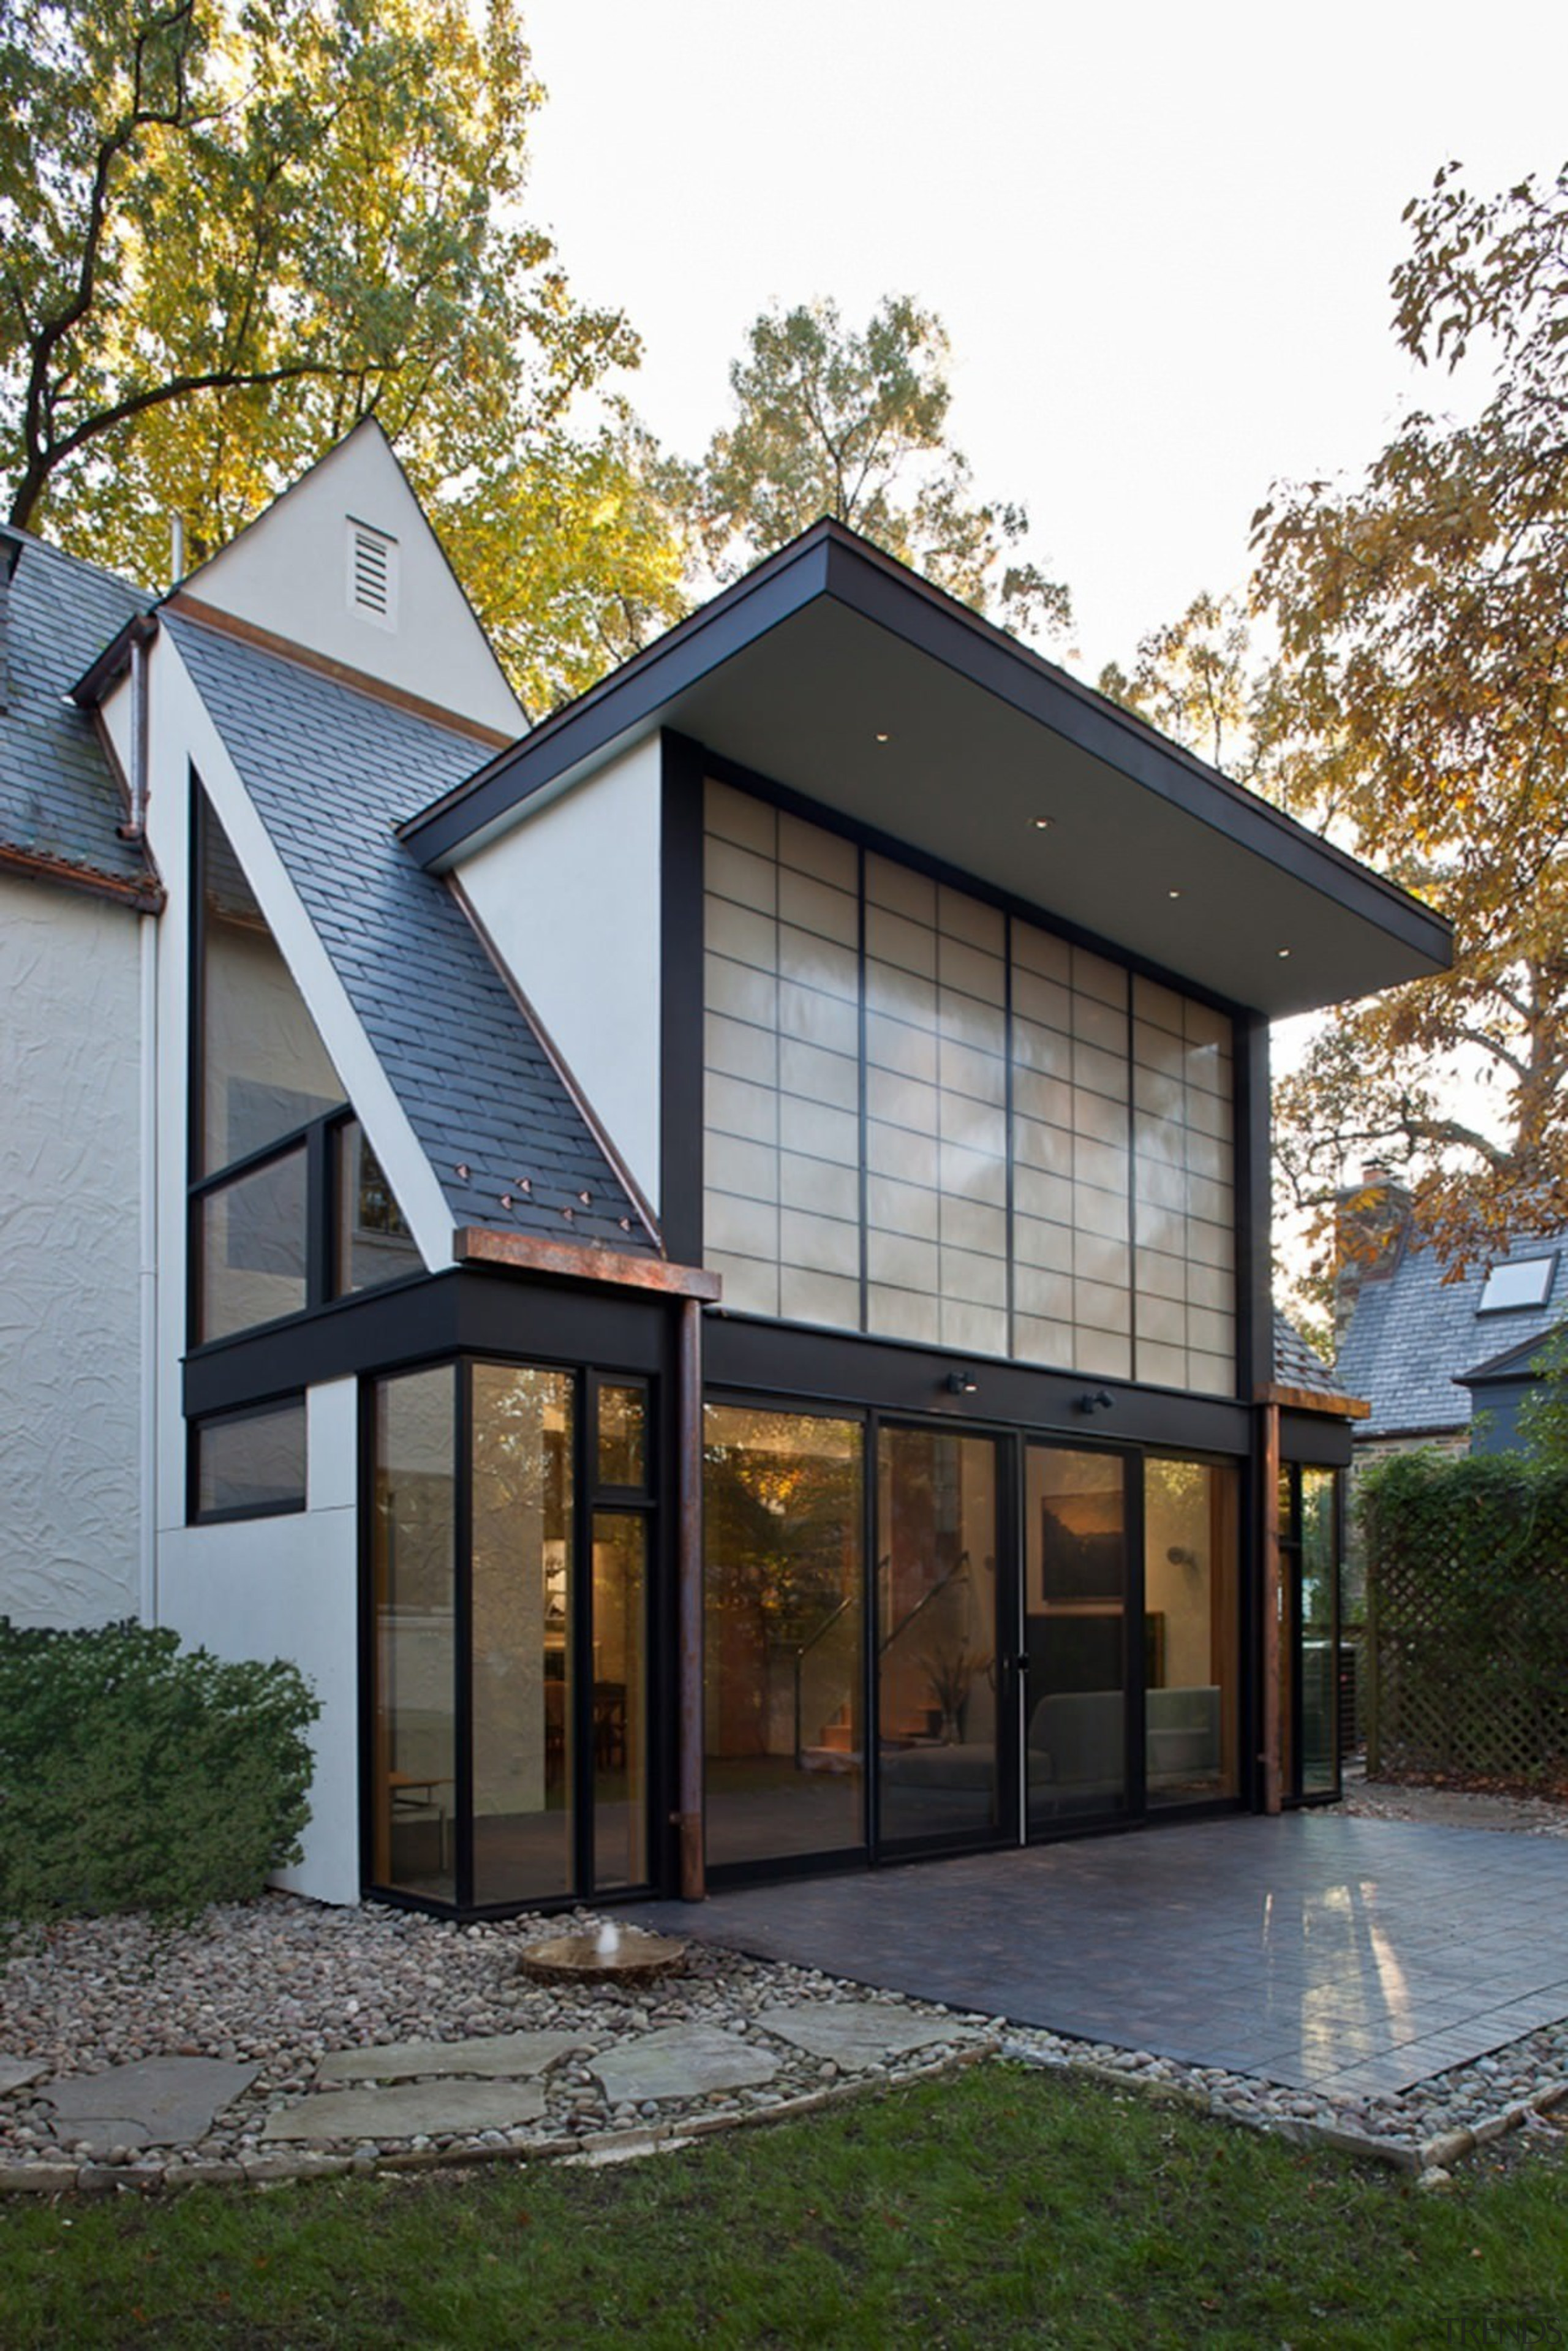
top-left (1360, 1451), bottom-right (1568, 1787)
top-left (0, 1620), bottom-right (319, 1924)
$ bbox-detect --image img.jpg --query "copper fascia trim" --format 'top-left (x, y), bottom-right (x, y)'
top-left (165, 594), bottom-right (517, 749)
top-left (454, 1225), bottom-right (720, 1299)
top-left (0, 840), bottom-right (164, 913)
top-left (1253, 1381), bottom-right (1371, 1420)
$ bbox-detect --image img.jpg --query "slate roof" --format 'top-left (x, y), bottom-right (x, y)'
top-left (1335, 1231), bottom-right (1568, 1437)
top-left (0, 526), bottom-right (156, 897)
top-left (1273, 1311), bottom-right (1348, 1402)
top-left (164, 611), bottom-right (657, 1256)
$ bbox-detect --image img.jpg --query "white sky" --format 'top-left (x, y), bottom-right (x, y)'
top-left (518, 0), bottom-right (1568, 677)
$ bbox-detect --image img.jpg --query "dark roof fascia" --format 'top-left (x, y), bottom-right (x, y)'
top-left (396, 521), bottom-right (1451, 973)
top-left (1456, 1325), bottom-right (1566, 1387)
top-left (400, 530), bottom-right (838, 864)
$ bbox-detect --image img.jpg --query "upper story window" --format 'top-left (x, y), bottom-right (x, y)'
top-left (701, 778), bottom-right (1236, 1396)
top-left (190, 785), bottom-right (420, 1345)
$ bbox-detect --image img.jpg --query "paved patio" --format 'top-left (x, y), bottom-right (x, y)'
top-left (630, 1814), bottom-right (1568, 2100)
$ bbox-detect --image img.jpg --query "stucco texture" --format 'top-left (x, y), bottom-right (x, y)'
top-left (0, 870), bottom-right (143, 1625)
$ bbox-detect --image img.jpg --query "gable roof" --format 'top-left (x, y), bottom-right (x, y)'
top-left (1274, 1311), bottom-right (1346, 1400)
top-left (399, 518), bottom-right (1452, 1022)
top-left (175, 420), bottom-right (524, 740)
top-left (163, 609), bottom-right (657, 1258)
top-left (1457, 1321), bottom-right (1566, 1389)
top-left (0, 526), bottom-right (159, 906)
top-left (1335, 1234), bottom-right (1568, 1436)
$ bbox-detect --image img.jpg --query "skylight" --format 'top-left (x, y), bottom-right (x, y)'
top-left (1477, 1256), bottom-right (1556, 1315)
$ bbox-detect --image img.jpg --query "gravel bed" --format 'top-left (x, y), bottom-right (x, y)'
top-left (1337, 1776), bottom-right (1568, 1838)
top-left (1001, 2020), bottom-right (1568, 2174)
top-left (0, 1896), bottom-right (987, 2184)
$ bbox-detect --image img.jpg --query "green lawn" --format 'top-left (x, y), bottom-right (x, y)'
top-left (2, 2065), bottom-right (1566, 2349)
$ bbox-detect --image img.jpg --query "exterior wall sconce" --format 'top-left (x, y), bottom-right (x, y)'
top-left (1076, 1389), bottom-right (1114, 1414)
top-left (946, 1369), bottom-right (979, 1395)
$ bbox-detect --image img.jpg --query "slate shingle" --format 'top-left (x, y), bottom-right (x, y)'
top-left (0, 528), bottom-right (155, 893)
top-left (1273, 1311), bottom-right (1346, 1401)
top-left (164, 613), bottom-right (656, 1258)
top-left (1334, 1232), bottom-right (1568, 1436)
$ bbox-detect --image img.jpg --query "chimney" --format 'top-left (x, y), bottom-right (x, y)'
top-left (1333, 1161), bottom-right (1413, 1348)
top-left (0, 531), bottom-right (20, 715)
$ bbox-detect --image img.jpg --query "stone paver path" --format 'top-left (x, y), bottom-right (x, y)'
top-left (631, 1814), bottom-right (1568, 2099)
top-left (0, 2062), bottom-right (45, 2098)
top-left (591, 2024), bottom-right (779, 2107)
top-left (264, 2079), bottom-right (546, 2144)
top-left (757, 2002), bottom-right (955, 2070)
top-left (40, 2056), bottom-right (258, 2155)
top-left (318, 2029), bottom-right (585, 2085)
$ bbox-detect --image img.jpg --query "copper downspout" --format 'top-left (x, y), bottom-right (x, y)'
top-left (676, 1295), bottom-right (706, 1899)
top-left (1259, 1400), bottom-right (1283, 1814)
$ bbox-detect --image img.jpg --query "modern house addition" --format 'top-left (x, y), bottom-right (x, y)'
top-left (4, 422), bottom-right (1451, 1914)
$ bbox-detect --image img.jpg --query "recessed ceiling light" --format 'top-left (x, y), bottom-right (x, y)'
top-left (874, 731), bottom-right (891, 744)
top-left (1277, 947), bottom-right (1292, 958)
top-left (1167, 888), bottom-right (1182, 900)
top-left (1031, 816), bottom-right (1053, 831)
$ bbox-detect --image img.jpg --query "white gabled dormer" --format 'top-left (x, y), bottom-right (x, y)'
top-left (176, 419), bottom-right (524, 741)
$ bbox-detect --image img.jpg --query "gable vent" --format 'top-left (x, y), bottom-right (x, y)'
top-left (347, 518), bottom-right (398, 630)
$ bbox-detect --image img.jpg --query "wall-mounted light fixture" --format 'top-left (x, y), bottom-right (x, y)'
top-left (945, 1369), bottom-right (979, 1395)
top-left (1076, 1388), bottom-right (1114, 1414)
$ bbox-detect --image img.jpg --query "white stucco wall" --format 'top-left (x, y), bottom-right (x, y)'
top-left (0, 871), bottom-right (144, 1626)
top-left (155, 1380), bottom-right (361, 1904)
top-left (459, 734), bottom-right (663, 1211)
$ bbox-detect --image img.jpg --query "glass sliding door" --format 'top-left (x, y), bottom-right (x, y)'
top-left (876, 1426), bottom-right (1002, 1848)
top-left (367, 1359), bottom-right (655, 1914)
top-left (1143, 1455), bottom-right (1240, 1806)
top-left (1023, 1445), bottom-right (1131, 1828)
top-left (470, 1364), bottom-right (576, 1906)
top-left (703, 1406), bottom-right (865, 1869)
top-left (370, 1366), bottom-right (458, 1901)
top-left (1280, 1464), bottom-right (1341, 1802)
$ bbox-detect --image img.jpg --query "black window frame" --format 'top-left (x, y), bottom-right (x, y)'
top-left (188, 1391), bottom-right (309, 1526)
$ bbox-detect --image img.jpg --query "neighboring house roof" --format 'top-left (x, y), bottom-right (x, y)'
top-left (1335, 1233), bottom-right (1568, 1437)
top-left (164, 609), bottom-right (657, 1257)
top-left (0, 526), bottom-right (159, 904)
top-left (1273, 1311), bottom-right (1346, 1400)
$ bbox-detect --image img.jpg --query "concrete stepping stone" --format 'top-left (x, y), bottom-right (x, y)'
top-left (757, 2002), bottom-right (956, 2069)
top-left (263, 2078), bottom-right (545, 2143)
top-left (590, 2023), bottom-right (778, 2107)
top-left (318, 2030), bottom-right (585, 2085)
top-left (40, 2056), bottom-right (258, 2154)
top-left (0, 2060), bottom-right (47, 2097)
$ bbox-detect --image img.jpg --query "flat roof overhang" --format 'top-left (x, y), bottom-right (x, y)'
top-left (402, 522), bottom-right (1452, 1019)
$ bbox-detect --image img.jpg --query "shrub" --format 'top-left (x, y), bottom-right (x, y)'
top-left (0, 1619), bottom-right (319, 1924)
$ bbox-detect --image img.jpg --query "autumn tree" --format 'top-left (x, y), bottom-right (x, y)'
top-left (1246, 160), bottom-right (1568, 1280)
top-left (691, 296), bottom-right (1071, 640)
top-left (1098, 591), bottom-right (1258, 775)
top-left (0, 0), bottom-right (690, 714)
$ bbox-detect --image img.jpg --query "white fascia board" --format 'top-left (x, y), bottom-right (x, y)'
top-left (151, 631), bottom-right (457, 1271)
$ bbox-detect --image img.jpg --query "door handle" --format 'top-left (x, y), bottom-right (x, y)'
top-left (1008, 1655), bottom-right (1031, 1675)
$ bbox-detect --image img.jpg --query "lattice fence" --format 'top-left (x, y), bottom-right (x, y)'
top-left (1363, 1452), bottom-right (1568, 1789)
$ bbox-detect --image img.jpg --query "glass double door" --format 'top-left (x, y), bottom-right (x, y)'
top-left (875, 1428), bottom-right (1240, 1853)
top-left (876, 1428), bottom-right (1136, 1851)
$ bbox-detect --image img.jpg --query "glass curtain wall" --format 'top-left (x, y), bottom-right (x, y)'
top-left (1142, 1455), bottom-right (1239, 1805)
top-left (877, 1427), bottom-right (1001, 1846)
top-left (703, 1406), bottom-right (865, 1868)
top-left (701, 777), bottom-right (1237, 1392)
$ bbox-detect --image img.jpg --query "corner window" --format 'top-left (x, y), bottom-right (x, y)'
top-left (192, 1397), bottom-right (307, 1521)
top-left (189, 783), bottom-right (420, 1343)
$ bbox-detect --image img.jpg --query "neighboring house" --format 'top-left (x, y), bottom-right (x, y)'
top-left (3, 422), bottom-right (1450, 1912)
top-left (1332, 1167), bottom-right (1568, 1460)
